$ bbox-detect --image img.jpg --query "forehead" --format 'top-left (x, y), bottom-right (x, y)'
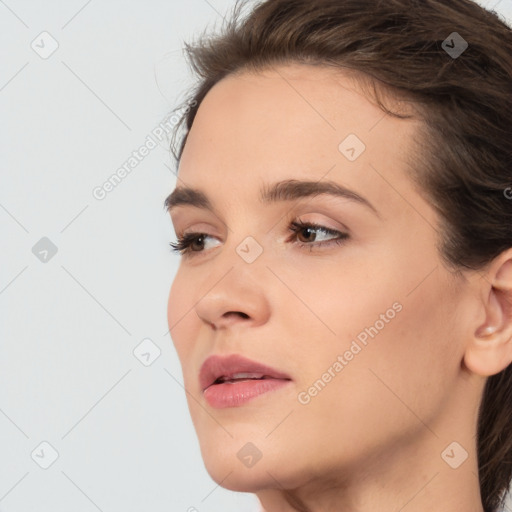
top-left (177, 63), bottom-right (423, 214)
top-left (188, 62), bottom-right (413, 134)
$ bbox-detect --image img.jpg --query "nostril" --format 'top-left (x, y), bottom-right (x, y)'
top-left (224, 311), bottom-right (249, 319)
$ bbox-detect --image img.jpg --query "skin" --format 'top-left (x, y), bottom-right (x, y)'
top-left (166, 63), bottom-right (512, 512)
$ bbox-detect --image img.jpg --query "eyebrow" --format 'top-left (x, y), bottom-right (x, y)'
top-left (164, 179), bottom-right (379, 217)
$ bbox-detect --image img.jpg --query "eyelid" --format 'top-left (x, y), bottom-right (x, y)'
top-left (172, 222), bottom-right (223, 245)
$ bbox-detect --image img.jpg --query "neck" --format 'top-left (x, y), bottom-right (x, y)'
top-left (256, 429), bottom-right (484, 512)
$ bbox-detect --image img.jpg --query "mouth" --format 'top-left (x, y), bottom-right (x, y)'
top-left (199, 354), bottom-right (292, 408)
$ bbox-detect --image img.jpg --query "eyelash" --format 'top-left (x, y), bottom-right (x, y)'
top-left (169, 220), bottom-right (349, 257)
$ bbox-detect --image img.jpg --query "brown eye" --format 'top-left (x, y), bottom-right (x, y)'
top-left (189, 235), bottom-right (206, 251)
top-left (288, 220), bottom-right (349, 249)
top-left (169, 233), bottom-right (219, 256)
top-left (296, 226), bottom-right (317, 243)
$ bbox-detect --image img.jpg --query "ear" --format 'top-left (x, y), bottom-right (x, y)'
top-left (464, 248), bottom-right (512, 377)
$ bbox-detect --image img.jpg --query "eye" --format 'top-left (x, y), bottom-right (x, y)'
top-left (287, 220), bottom-right (349, 251)
top-left (169, 220), bottom-right (349, 257)
top-left (169, 232), bottom-right (220, 255)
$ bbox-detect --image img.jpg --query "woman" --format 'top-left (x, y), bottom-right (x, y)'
top-left (164, 1), bottom-right (512, 511)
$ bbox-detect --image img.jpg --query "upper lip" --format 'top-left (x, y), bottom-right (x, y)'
top-left (199, 354), bottom-right (292, 391)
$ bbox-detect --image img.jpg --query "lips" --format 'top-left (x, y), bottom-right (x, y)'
top-left (199, 354), bottom-right (292, 392)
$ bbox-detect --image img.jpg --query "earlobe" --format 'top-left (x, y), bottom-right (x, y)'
top-left (464, 329), bottom-right (510, 378)
top-left (474, 325), bottom-right (497, 337)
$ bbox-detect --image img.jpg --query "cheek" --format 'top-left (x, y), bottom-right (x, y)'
top-left (286, 258), bottom-right (460, 438)
top-left (356, 279), bottom-right (457, 416)
top-left (279, 254), bottom-right (400, 378)
top-left (167, 271), bottom-right (197, 366)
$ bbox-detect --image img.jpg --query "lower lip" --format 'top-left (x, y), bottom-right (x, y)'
top-left (203, 378), bottom-right (291, 408)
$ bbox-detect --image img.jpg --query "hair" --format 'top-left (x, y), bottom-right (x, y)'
top-left (167, 1), bottom-right (512, 510)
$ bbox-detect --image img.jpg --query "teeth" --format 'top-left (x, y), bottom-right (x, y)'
top-left (215, 372), bottom-right (266, 384)
top-left (229, 372), bottom-right (265, 380)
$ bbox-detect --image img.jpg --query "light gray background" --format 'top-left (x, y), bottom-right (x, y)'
top-left (1, 1), bottom-right (511, 511)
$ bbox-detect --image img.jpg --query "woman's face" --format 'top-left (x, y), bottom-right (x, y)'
top-left (166, 63), bottom-right (481, 497)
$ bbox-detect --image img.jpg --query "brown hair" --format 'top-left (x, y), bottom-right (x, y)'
top-left (167, 1), bottom-right (512, 510)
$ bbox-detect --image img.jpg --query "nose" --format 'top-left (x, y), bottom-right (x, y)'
top-left (194, 267), bottom-right (271, 331)
top-left (200, 310), bottom-right (250, 330)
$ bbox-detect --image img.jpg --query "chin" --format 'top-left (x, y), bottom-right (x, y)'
top-left (202, 456), bottom-right (280, 493)
top-left (199, 438), bottom-right (309, 494)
